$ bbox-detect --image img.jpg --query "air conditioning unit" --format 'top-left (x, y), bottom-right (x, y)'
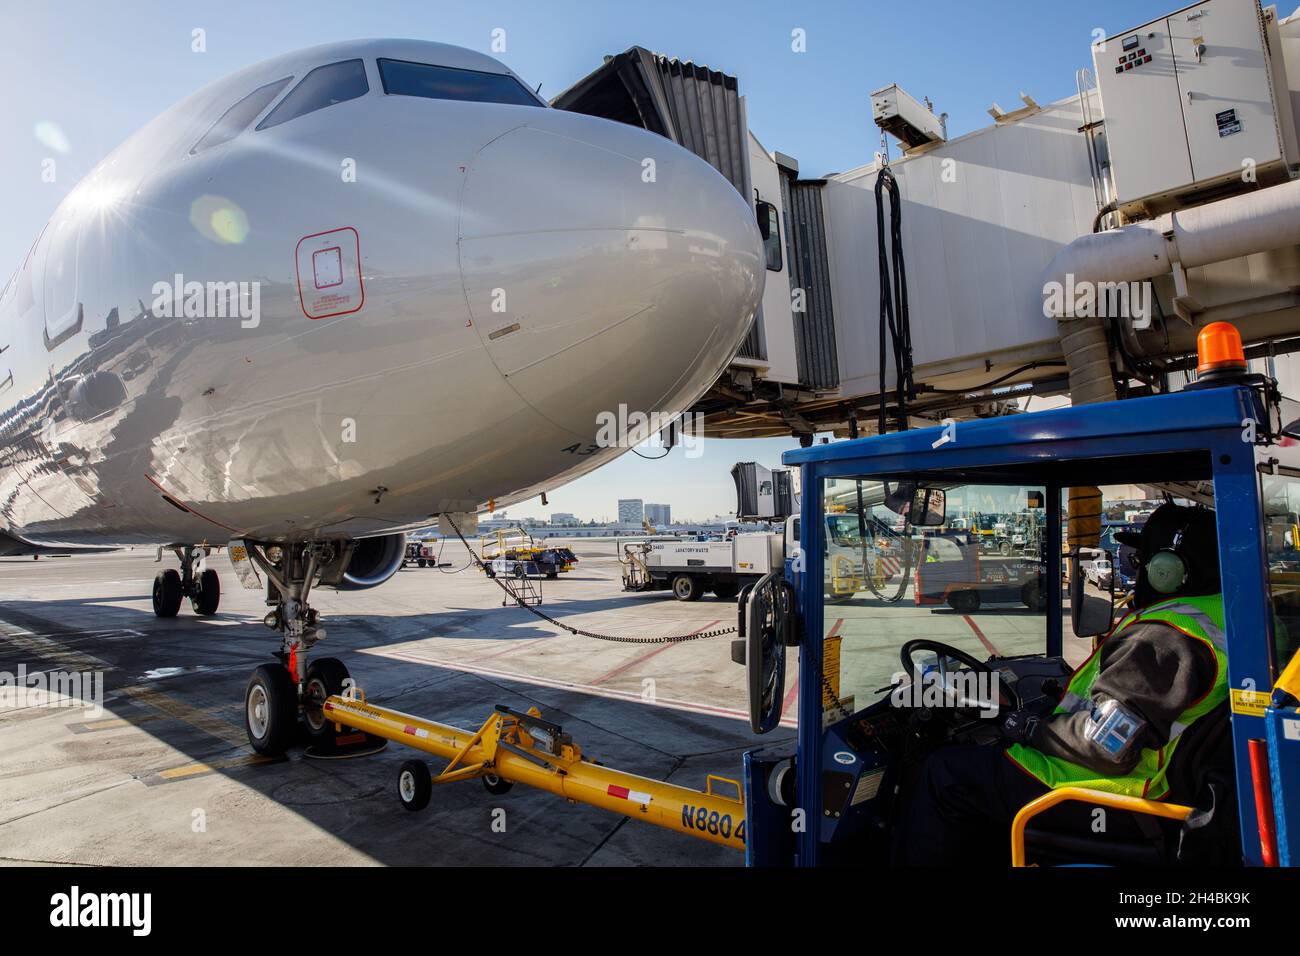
top-left (870, 84), bottom-right (946, 151)
top-left (1092, 0), bottom-right (1299, 212)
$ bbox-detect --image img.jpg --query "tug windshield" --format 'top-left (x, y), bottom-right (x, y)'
top-left (818, 479), bottom-right (1051, 718)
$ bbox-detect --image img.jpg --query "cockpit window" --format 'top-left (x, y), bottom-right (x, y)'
top-left (257, 59), bottom-right (369, 131)
top-left (191, 76), bottom-right (293, 154)
top-left (377, 58), bottom-right (542, 108)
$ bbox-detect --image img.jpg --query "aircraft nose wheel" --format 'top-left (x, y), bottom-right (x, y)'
top-left (302, 657), bottom-right (351, 742)
top-left (397, 760), bottom-right (432, 811)
top-left (244, 663), bottom-right (297, 755)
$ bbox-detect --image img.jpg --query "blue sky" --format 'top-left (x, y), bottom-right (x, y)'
top-left (1, 0), bottom-right (1187, 522)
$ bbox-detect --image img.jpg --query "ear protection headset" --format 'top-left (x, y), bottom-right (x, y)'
top-left (1144, 521), bottom-right (1193, 594)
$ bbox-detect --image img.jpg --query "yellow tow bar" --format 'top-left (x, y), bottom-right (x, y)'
top-left (322, 693), bottom-right (747, 850)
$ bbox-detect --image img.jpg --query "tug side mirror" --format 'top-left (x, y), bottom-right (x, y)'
top-left (739, 571), bottom-right (797, 734)
top-left (1070, 548), bottom-right (1115, 637)
top-left (883, 482), bottom-right (946, 526)
top-left (911, 487), bottom-right (946, 527)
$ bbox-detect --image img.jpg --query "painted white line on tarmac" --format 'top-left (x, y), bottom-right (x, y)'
top-left (357, 646), bottom-right (799, 729)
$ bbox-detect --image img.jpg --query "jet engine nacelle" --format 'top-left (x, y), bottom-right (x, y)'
top-left (66, 371), bottom-right (128, 422)
top-left (339, 533), bottom-right (407, 589)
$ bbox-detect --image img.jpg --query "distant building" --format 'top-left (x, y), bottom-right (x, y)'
top-left (551, 512), bottom-right (578, 526)
top-left (644, 503), bottom-right (671, 526)
top-left (478, 513), bottom-right (544, 533)
top-left (617, 498), bottom-right (644, 525)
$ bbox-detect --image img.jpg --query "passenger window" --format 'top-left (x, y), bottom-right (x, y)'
top-left (377, 58), bottom-right (542, 107)
top-left (257, 59), bottom-right (368, 130)
top-left (191, 77), bottom-right (293, 154)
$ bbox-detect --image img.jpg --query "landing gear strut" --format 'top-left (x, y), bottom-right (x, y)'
top-left (239, 541), bottom-right (354, 756)
top-left (152, 545), bottom-right (221, 617)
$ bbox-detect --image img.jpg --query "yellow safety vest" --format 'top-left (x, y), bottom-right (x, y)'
top-left (1006, 594), bottom-right (1227, 800)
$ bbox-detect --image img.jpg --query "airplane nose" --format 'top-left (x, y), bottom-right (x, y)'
top-left (458, 119), bottom-right (764, 437)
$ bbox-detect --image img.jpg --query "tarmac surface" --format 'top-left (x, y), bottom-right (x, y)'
top-left (0, 541), bottom-right (1086, 866)
top-left (0, 542), bottom-right (786, 866)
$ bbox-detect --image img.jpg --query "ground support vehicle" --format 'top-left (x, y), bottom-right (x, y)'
top-left (480, 527), bottom-right (577, 579)
top-left (302, 341), bottom-right (1300, 868)
top-left (621, 533), bottom-right (780, 601)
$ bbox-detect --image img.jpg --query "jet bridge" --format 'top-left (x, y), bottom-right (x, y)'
top-left (560, 0), bottom-right (1300, 441)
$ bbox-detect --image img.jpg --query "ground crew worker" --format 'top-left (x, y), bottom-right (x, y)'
top-left (892, 502), bottom-right (1226, 866)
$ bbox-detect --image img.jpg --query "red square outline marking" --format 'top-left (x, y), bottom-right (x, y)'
top-left (295, 226), bottom-right (364, 320)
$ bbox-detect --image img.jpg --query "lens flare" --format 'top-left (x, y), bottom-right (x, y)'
top-left (189, 195), bottom-right (249, 244)
top-left (34, 120), bottom-right (71, 154)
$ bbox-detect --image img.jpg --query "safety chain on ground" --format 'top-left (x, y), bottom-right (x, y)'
top-left (441, 515), bottom-right (738, 645)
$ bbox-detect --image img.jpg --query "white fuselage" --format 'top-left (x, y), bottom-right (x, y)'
top-left (0, 40), bottom-right (763, 548)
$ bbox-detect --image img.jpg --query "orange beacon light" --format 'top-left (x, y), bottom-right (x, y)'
top-left (1196, 322), bottom-right (1248, 382)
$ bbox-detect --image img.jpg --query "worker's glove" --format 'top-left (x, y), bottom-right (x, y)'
top-left (1000, 709), bottom-right (1040, 743)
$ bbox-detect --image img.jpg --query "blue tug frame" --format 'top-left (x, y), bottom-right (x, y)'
top-left (745, 383), bottom-right (1298, 867)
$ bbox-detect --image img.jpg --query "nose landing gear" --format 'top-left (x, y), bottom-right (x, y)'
top-left (237, 540), bottom-right (377, 757)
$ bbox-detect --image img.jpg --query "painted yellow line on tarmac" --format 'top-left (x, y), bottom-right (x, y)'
top-left (120, 686), bottom-right (248, 748)
top-left (81, 717), bottom-right (132, 731)
top-left (157, 753), bottom-right (274, 781)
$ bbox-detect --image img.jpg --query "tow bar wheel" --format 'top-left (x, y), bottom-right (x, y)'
top-left (397, 760), bottom-right (432, 811)
top-left (482, 772), bottom-right (514, 795)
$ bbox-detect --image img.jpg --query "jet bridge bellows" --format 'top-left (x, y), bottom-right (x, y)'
top-left (553, 46), bottom-right (762, 359)
top-left (552, 46), bottom-right (748, 196)
top-left (782, 176), bottom-right (839, 391)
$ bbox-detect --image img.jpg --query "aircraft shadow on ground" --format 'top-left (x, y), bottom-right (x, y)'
top-left (0, 597), bottom-right (786, 866)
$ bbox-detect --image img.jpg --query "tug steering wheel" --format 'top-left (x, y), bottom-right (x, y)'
top-left (898, 639), bottom-right (1021, 718)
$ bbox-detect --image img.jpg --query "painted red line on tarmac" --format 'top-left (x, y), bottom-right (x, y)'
top-left (962, 614), bottom-right (1001, 657)
top-left (827, 618), bottom-right (845, 639)
top-left (472, 638), bottom-right (545, 662)
top-left (592, 620), bottom-right (720, 686)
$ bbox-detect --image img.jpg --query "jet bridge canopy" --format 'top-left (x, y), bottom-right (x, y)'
top-left (552, 45), bottom-right (748, 196)
top-left (553, 46), bottom-right (761, 360)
